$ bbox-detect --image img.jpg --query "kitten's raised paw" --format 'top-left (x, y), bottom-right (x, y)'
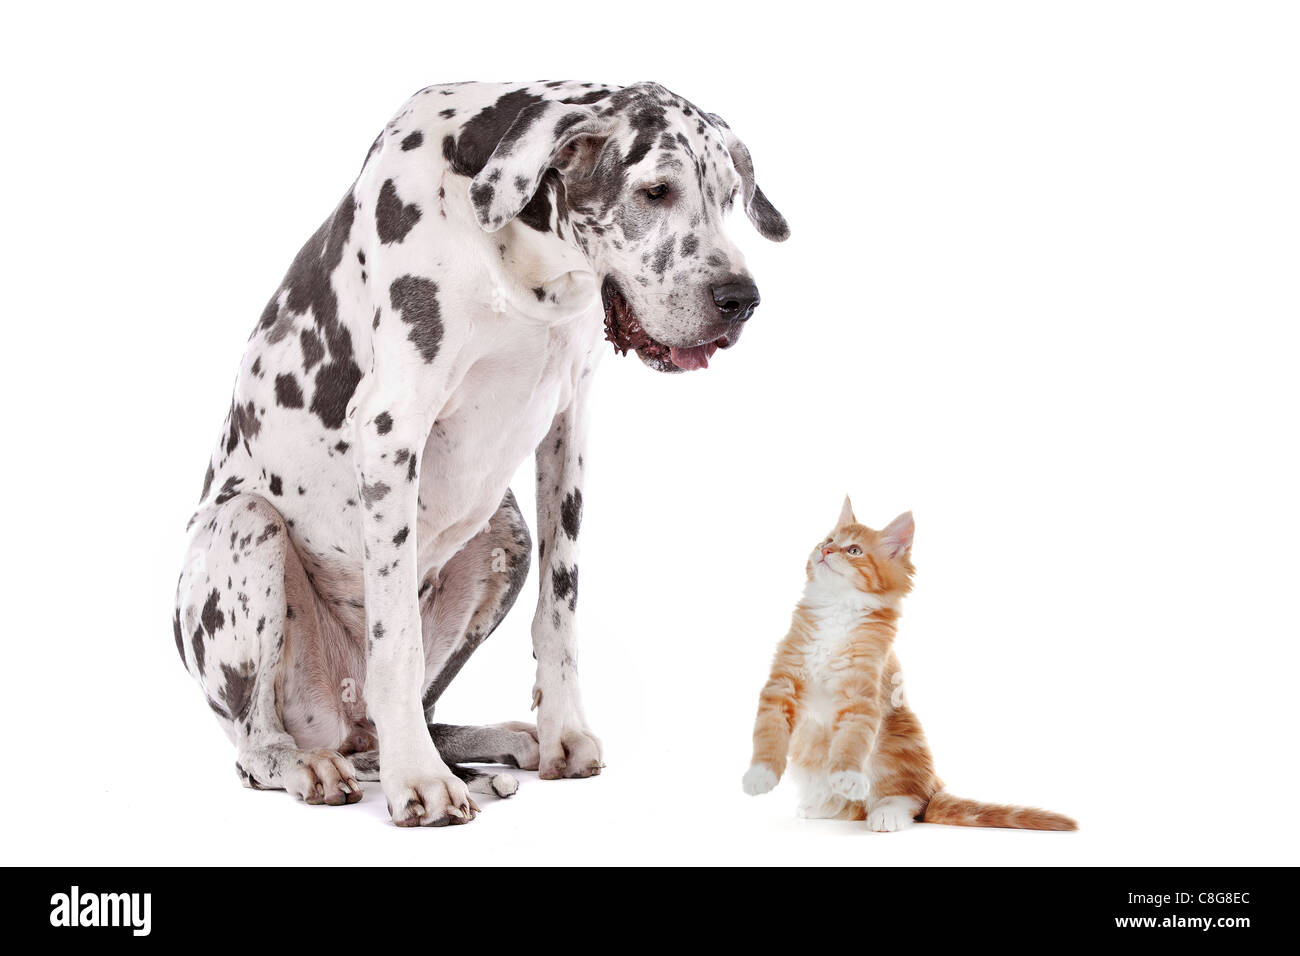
top-left (828, 770), bottom-right (870, 801)
top-left (743, 764), bottom-right (779, 795)
top-left (867, 796), bottom-right (919, 832)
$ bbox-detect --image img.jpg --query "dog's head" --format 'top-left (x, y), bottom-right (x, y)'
top-left (469, 82), bottom-right (788, 372)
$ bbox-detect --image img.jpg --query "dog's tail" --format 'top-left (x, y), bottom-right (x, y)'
top-left (449, 763), bottom-right (519, 798)
top-left (921, 791), bottom-right (1077, 831)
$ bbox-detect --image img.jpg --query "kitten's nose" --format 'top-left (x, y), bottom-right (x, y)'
top-left (821, 545), bottom-right (835, 558)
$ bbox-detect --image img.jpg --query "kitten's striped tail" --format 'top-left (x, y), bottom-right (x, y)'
top-left (921, 792), bottom-right (1077, 831)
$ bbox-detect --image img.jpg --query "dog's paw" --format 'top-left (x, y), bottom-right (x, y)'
top-left (828, 769), bottom-right (870, 801)
top-left (743, 764), bottom-right (779, 795)
top-left (537, 724), bottom-right (603, 779)
top-left (866, 796), bottom-right (918, 832)
top-left (383, 764), bottom-right (477, 828)
top-left (283, 749), bottom-right (363, 806)
top-left (535, 700), bottom-right (603, 779)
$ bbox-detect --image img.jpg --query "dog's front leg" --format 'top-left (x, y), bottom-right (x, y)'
top-left (531, 382), bottom-right (603, 779)
top-left (354, 378), bottom-right (474, 827)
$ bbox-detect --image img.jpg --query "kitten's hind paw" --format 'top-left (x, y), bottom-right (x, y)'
top-left (866, 796), bottom-right (920, 832)
top-left (743, 764), bottom-right (779, 795)
top-left (828, 770), bottom-right (870, 801)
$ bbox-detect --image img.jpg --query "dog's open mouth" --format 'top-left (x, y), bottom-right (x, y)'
top-left (601, 278), bottom-right (727, 372)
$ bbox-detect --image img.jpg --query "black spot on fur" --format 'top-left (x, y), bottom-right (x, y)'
top-left (469, 182), bottom-right (494, 217)
top-left (252, 190), bottom-right (365, 431)
top-left (515, 169), bottom-right (560, 234)
top-left (269, 474), bottom-right (283, 496)
top-left (651, 235), bottom-right (675, 275)
top-left (361, 480), bottom-right (391, 507)
top-left (389, 275), bottom-right (444, 363)
top-left (310, 361), bottom-right (362, 430)
top-left (300, 328), bottom-right (325, 373)
top-left (200, 464), bottom-right (215, 502)
top-left (274, 373), bottom-right (304, 409)
top-left (191, 625), bottom-right (206, 674)
top-left (551, 565), bottom-right (578, 612)
top-left (374, 412), bottom-right (393, 435)
top-left (172, 611), bottom-right (185, 664)
top-left (224, 400), bottom-right (261, 456)
top-left (376, 179), bottom-right (422, 244)
top-left (443, 89), bottom-right (547, 177)
top-left (400, 131), bottom-right (424, 150)
top-left (214, 476), bottom-right (244, 505)
top-left (393, 526), bottom-right (409, 546)
top-left (560, 488), bottom-right (583, 540)
top-left (561, 89), bottom-right (612, 106)
top-left (219, 662), bottom-right (256, 723)
top-left (263, 192), bottom-right (355, 357)
top-left (619, 99), bottom-right (669, 168)
top-left (201, 588), bottom-right (225, 634)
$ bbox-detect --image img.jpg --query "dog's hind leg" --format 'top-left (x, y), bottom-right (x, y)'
top-left (347, 748), bottom-right (519, 798)
top-left (175, 494), bottom-right (362, 807)
top-left (415, 490), bottom-right (541, 773)
top-left (428, 721), bottom-right (539, 769)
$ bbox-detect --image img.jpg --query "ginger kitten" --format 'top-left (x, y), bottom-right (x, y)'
top-left (743, 498), bottom-right (1076, 831)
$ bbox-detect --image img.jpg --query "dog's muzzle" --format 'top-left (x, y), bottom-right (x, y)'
top-left (602, 277), bottom-right (750, 373)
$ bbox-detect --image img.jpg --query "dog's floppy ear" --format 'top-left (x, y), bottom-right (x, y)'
top-left (470, 103), bottom-right (611, 232)
top-left (707, 113), bottom-right (790, 242)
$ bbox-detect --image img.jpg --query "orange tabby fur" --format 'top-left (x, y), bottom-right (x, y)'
top-left (743, 498), bottom-right (1076, 832)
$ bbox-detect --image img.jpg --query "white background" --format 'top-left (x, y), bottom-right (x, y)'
top-left (2, 1), bottom-right (1297, 866)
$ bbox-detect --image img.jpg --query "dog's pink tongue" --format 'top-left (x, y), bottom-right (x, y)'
top-left (669, 342), bottom-right (719, 371)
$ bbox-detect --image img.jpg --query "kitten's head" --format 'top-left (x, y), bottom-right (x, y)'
top-left (805, 497), bottom-right (915, 600)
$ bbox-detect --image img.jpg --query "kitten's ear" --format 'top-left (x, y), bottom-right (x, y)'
top-left (880, 511), bottom-right (915, 558)
top-left (837, 496), bottom-right (857, 528)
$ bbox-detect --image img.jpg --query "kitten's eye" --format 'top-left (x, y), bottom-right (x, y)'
top-left (644, 184), bottom-right (669, 201)
top-left (846, 546), bottom-right (863, 556)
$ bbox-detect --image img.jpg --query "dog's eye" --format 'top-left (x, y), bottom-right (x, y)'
top-left (644, 184), bottom-right (669, 201)
top-left (846, 545), bottom-right (863, 556)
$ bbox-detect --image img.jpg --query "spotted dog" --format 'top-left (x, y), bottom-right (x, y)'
top-left (173, 81), bottom-right (788, 827)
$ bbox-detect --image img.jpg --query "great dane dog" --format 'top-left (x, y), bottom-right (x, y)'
top-left (173, 80), bottom-right (788, 826)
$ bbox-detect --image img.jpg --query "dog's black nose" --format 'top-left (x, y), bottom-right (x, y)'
top-left (711, 278), bottom-right (761, 322)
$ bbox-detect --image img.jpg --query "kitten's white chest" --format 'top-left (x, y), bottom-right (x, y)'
top-left (801, 605), bottom-right (869, 722)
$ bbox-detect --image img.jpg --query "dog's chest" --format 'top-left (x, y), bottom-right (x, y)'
top-left (414, 310), bottom-right (599, 564)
